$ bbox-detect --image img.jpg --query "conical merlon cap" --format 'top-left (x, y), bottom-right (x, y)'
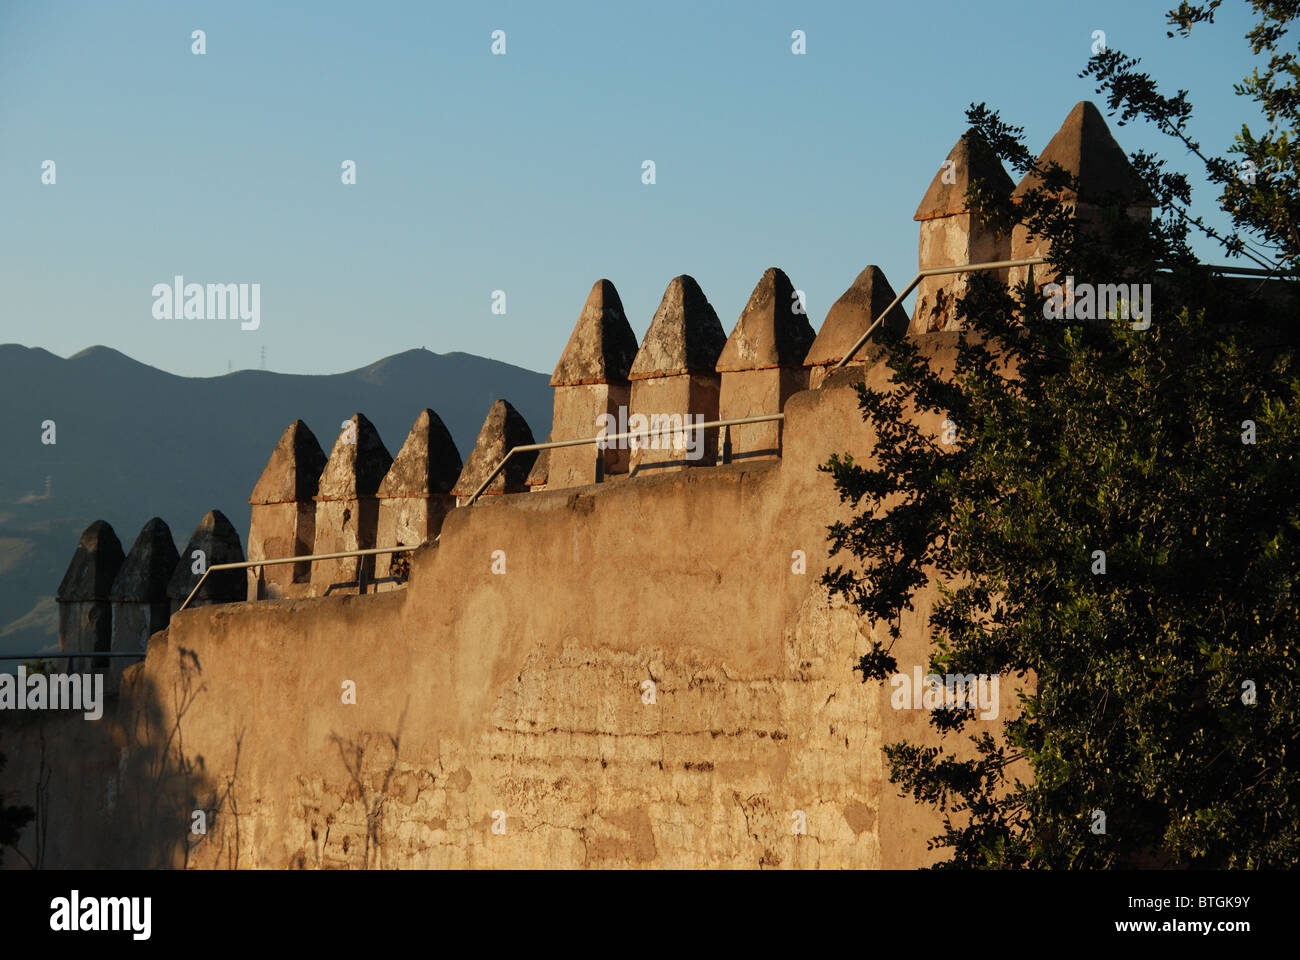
top-left (1011, 101), bottom-right (1153, 205)
top-left (717, 267), bottom-right (816, 372)
top-left (111, 517), bottom-right (179, 602)
top-left (249, 420), bottom-right (328, 505)
top-left (317, 413), bottom-right (393, 500)
top-left (629, 275), bottom-right (727, 380)
top-left (551, 280), bottom-right (640, 386)
top-left (166, 509), bottom-right (245, 602)
top-left (451, 400), bottom-right (538, 497)
top-left (56, 520), bottom-right (125, 602)
top-left (915, 131), bottom-right (1015, 221)
top-left (804, 266), bottom-right (908, 366)
top-left (377, 408), bottom-right (463, 497)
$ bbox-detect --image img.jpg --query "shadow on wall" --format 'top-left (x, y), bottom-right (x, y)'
top-left (322, 704), bottom-right (407, 870)
top-left (2, 642), bottom-right (242, 869)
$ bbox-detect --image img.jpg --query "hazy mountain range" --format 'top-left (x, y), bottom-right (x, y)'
top-left (0, 344), bottom-right (553, 657)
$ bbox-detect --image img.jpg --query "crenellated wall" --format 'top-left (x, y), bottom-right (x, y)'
top-left (3, 340), bottom-right (1026, 869)
top-left (9, 101), bottom-right (1262, 870)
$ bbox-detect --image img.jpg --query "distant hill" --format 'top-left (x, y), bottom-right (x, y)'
top-left (0, 344), bottom-right (553, 657)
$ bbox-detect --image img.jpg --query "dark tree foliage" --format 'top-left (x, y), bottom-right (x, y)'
top-left (0, 745), bottom-right (34, 865)
top-left (822, 1), bottom-right (1299, 867)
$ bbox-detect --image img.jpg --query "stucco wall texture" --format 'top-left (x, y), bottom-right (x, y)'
top-left (2, 342), bottom-right (1022, 869)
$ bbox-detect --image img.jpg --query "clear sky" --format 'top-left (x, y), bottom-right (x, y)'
top-left (0, 0), bottom-right (1264, 378)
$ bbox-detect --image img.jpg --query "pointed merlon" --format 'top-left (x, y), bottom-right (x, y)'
top-left (110, 518), bottom-right (179, 603)
top-left (249, 420), bottom-right (328, 505)
top-left (915, 131), bottom-right (1015, 221)
top-left (377, 408), bottom-right (463, 498)
top-left (167, 509), bottom-right (246, 604)
top-left (629, 275), bottom-right (728, 380)
top-left (1011, 101), bottom-right (1154, 206)
top-left (317, 413), bottom-right (393, 500)
top-left (56, 520), bottom-right (125, 602)
top-left (804, 266), bottom-right (908, 366)
top-left (717, 267), bottom-right (815, 372)
top-left (451, 400), bottom-right (539, 498)
top-left (551, 279), bottom-right (640, 387)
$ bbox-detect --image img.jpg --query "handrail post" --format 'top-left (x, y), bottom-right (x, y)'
top-left (178, 567), bottom-right (213, 614)
top-left (465, 448), bottom-right (516, 506)
top-left (832, 256), bottom-right (1048, 369)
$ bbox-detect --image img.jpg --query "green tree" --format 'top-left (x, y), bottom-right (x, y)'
top-left (823, 1), bottom-right (1299, 867)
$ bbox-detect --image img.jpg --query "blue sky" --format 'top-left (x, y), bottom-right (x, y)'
top-left (0, 0), bottom-right (1264, 378)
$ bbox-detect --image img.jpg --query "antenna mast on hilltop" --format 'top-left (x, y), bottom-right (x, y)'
top-left (261, 345), bottom-right (266, 370)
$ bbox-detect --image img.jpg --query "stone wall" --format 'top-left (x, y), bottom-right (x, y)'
top-left (0, 340), bottom-right (1021, 869)
top-left (4, 102), bottom-right (1232, 869)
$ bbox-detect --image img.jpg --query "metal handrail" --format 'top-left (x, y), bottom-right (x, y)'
top-left (464, 413), bottom-right (786, 506)
top-left (0, 651), bottom-right (149, 661)
top-left (831, 256), bottom-right (1287, 370)
top-left (833, 257), bottom-right (1048, 370)
top-left (468, 256), bottom-right (1281, 504)
top-left (1202, 265), bottom-right (1285, 277)
top-left (0, 544), bottom-right (424, 663)
top-left (177, 545), bottom-right (418, 613)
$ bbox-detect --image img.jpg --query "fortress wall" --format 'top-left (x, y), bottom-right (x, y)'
top-left (2, 336), bottom-right (1022, 870)
top-left (4, 103), bottom-right (1273, 870)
